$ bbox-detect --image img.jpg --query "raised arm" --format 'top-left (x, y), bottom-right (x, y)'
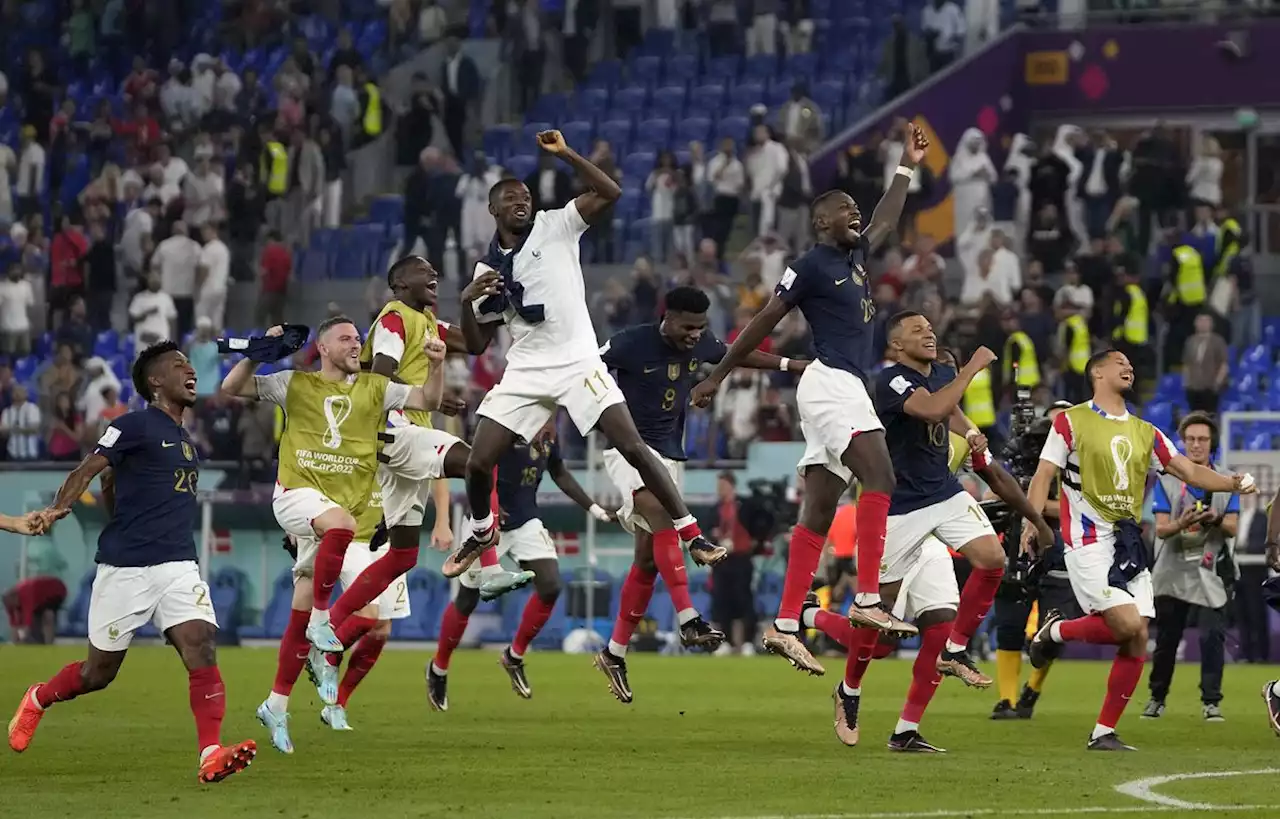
top-left (690, 295), bottom-right (790, 407)
top-left (220, 356), bottom-right (264, 398)
top-left (862, 122), bottom-right (930, 251)
top-left (976, 459), bottom-right (1054, 548)
top-left (536, 130), bottom-right (621, 225)
top-left (401, 338), bottom-right (448, 411)
top-left (900, 348), bottom-right (997, 423)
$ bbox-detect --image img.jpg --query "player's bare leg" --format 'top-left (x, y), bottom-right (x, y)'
top-left (593, 404), bottom-right (724, 564)
top-left (167, 619), bottom-right (257, 783)
top-left (935, 534), bottom-right (1004, 689)
top-left (840, 433), bottom-right (914, 636)
top-left (500, 559), bottom-right (563, 699)
top-left (446, 418), bottom-right (520, 575)
top-left (631, 493), bottom-right (724, 649)
top-left (9, 644), bottom-right (125, 753)
top-left (427, 584), bottom-right (482, 711)
top-left (763, 465), bottom-right (843, 675)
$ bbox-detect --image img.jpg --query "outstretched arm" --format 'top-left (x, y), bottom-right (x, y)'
top-left (538, 130), bottom-right (621, 225)
top-left (460, 269), bottom-right (502, 355)
top-left (691, 296), bottom-right (790, 406)
top-left (978, 459), bottom-right (1053, 546)
top-left (862, 122), bottom-right (929, 251)
top-left (549, 451), bottom-right (613, 521)
top-left (1164, 454), bottom-right (1246, 494)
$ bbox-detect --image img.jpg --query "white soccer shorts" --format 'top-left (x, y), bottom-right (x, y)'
top-left (602, 445), bottom-right (683, 534)
top-left (378, 424), bottom-right (464, 528)
top-left (272, 485), bottom-right (343, 541)
top-left (291, 537), bottom-right (410, 620)
top-left (476, 357), bottom-right (625, 443)
top-left (87, 561), bottom-right (217, 651)
top-left (881, 491), bottom-right (996, 585)
top-left (459, 518), bottom-right (558, 590)
top-left (891, 535), bottom-right (960, 621)
top-left (1065, 538), bottom-right (1156, 619)
top-left (795, 360), bottom-right (884, 485)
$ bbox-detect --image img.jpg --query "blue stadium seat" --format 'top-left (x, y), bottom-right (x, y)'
top-left (504, 154), bottom-right (538, 181)
top-left (690, 83), bottom-right (726, 113)
top-left (729, 82), bottom-right (765, 110)
top-left (612, 86), bottom-right (649, 115)
top-left (636, 117), bottom-right (672, 146)
top-left (14, 355), bottom-right (37, 382)
top-left (93, 330), bottom-right (120, 358)
top-left (483, 124), bottom-right (516, 160)
top-left (716, 115), bottom-right (751, 144)
top-left (785, 52), bottom-right (819, 77)
top-left (650, 86), bottom-right (687, 119)
top-left (587, 59), bottom-right (624, 88)
top-left (630, 55), bottom-right (664, 86)
top-left (622, 152), bottom-right (657, 184)
top-left (597, 119), bottom-right (634, 150)
top-left (392, 569), bottom-right (441, 641)
top-left (648, 589), bottom-right (675, 632)
top-left (532, 597), bottom-right (567, 649)
top-left (368, 195), bottom-right (404, 229)
top-left (559, 120), bottom-right (594, 150)
top-left (664, 54), bottom-right (698, 83)
top-left (743, 54), bottom-right (778, 80)
top-left (704, 55), bottom-right (741, 82)
top-left (1240, 344), bottom-right (1272, 374)
top-left (574, 87), bottom-right (611, 113)
top-left (674, 116), bottom-right (712, 146)
top-left (811, 79), bottom-right (845, 112)
top-left (238, 569), bottom-right (296, 639)
top-left (520, 121), bottom-right (555, 145)
top-left (59, 570), bottom-right (96, 637)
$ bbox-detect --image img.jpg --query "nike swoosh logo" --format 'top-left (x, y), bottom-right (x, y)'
top-left (834, 277), bottom-right (849, 286)
top-left (644, 366), bottom-right (660, 373)
top-left (205, 692), bottom-right (224, 699)
top-left (629, 610), bottom-right (645, 618)
top-left (161, 441), bottom-right (176, 448)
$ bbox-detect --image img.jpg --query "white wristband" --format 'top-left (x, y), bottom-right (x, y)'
top-left (778, 357), bottom-right (790, 372)
top-left (895, 165), bottom-right (915, 180)
top-left (965, 428), bottom-right (981, 441)
top-left (589, 503), bottom-right (610, 522)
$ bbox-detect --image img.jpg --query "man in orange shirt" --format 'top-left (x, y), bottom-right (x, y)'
top-left (823, 489), bottom-right (857, 601)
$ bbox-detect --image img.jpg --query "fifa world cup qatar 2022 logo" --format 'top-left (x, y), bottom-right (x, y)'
top-left (322, 395), bottom-right (353, 449)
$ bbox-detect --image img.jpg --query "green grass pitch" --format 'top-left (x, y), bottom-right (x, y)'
top-left (2, 646), bottom-right (1278, 818)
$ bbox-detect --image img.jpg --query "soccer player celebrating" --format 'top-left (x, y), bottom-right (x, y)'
top-left (692, 122), bottom-right (931, 674)
top-left (322, 256), bottom-right (534, 661)
top-left (1262, 496), bottom-right (1280, 734)
top-left (428, 419), bottom-right (612, 710)
top-left (8, 342), bottom-right (257, 783)
top-left (445, 130), bottom-right (722, 579)
top-left (1023, 349), bottom-right (1255, 750)
top-left (595, 286), bottom-right (808, 702)
top-left (220, 318), bottom-right (446, 746)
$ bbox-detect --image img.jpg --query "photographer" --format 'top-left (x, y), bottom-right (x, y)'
top-left (991, 400), bottom-right (1082, 719)
top-left (1144, 412), bottom-right (1238, 722)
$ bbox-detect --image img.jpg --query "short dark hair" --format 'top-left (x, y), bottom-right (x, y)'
top-left (886, 310), bottom-right (923, 336)
top-left (1085, 348), bottom-right (1120, 383)
top-left (317, 315), bottom-right (357, 339)
top-left (664, 286), bottom-right (710, 314)
top-left (810, 189), bottom-right (847, 214)
top-left (387, 254), bottom-right (428, 289)
top-left (1179, 410), bottom-right (1218, 442)
top-left (132, 340), bottom-right (180, 403)
top-left (488, 177), bottom-right (525, 206)
top-left (717, 470), bottom-right (737, 487)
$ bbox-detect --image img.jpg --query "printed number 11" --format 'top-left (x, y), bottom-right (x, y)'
top-left (583, 370), bottom-right (609, 401)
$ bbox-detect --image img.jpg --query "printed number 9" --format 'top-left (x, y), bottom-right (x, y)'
top-left (173, 469), bottom-right (199, 494)
top-left (861, 298), bottom-right (876, 324)
top-left (661, 387), bottom-right (677, 411)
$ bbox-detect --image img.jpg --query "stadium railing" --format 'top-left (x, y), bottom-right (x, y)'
top-left (1217, 410), bottom-right (1278, 569)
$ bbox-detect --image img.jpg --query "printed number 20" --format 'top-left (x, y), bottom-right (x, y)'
top-left (173, 469), bottom-right (198, 494)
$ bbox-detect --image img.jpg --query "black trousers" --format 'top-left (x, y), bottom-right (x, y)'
top-left (1149, 595), bottom-right (1226, 705)
top-left (711, 552), bottom-right (755, 641)
top-left (993, 574), bottom-right (1080, 652)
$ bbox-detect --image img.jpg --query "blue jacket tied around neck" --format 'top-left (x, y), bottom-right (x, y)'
top-left (477, 231), bottom-right (545, 324)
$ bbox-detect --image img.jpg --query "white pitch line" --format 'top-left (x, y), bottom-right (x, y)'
top-left (678, 806), bottom-right (1265, 819)
top-left (1113, 768), bottom-right (1280, 811)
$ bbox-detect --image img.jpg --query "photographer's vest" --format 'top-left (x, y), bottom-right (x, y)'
top-left (1060, 405), bottom-right (1156, 525)
top-left (1112, 283), bottom-right (1149, 345)
top-left (1213, 217), bottom-right (1241, 281)
top-left (1167, 244), bottom-right (1206, 306)
top-left (1059, 314), bottom-right (1090, 375)
top-left (362, 83), bottom-right (383, 137)
top-left (1002, 332), bottom-right (1041, 389)
top-left (261, 140), bottom-right (288, 196)
top-left (962, 366), bottom-right (996, 428)
top-left (1152, 471), bottom-right (1235, 609)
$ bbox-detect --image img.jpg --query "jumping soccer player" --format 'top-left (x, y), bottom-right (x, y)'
top-left (1261, 487), bottom-right (1280, 734)
top-left (220, 319), bottom-right (445, 741)
top-left (322, 256), bottom-right (533, 663)
top-left (824, 322), bottom-right (1054, 751)
top-left (7, 342), bottom-right (257, 783)
top-left (692, 122), bottom-right (931, 674)
top-left (594, 286), bottom-right (809, 703)
top-left (446, 130), bottom-right (721, 579)
top-left (428, 420), bottom-right (613, 710)
top-left (1023, 349), bottom-right (1255, 751)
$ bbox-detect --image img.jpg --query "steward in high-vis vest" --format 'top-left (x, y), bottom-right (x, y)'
top-left (1164, 237), bottom-right (1207, 370)
top-left (1058, 311), bottom-right (1091, 404)
top-left (1111, 266), bottom-right (1151, 391)
top-left (260, 136), bottom-right (289, 198)
top-left (963, 365), bottom-right (996, 432)
top-left (353, 69), bottom-right (388, 150)
top-left (1002, 322), bottom-right (1041, 393)
top-left (1213, 215), bottom-right (1242, 283)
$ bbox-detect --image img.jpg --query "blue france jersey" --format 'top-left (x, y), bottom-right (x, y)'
top-left (600, 323), bottom-right (727, 461)
top-left (92, 407), bottom-right (200, 567)
top-left (875, 363), bottom-right (963, 516)
top-left (776, 239), bottom-right (875, 379)
top-left (497, 438), bottom-right (561, 532)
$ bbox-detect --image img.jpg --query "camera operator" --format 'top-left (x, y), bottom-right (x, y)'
top-left (991, 400), bottom-right (1082, 720)
top-left (709, 471), bottom-right (759, 655)
top-left (1144, 412), bottom-right (1239, 722)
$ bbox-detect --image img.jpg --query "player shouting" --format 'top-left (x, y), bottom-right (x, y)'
top-left (428, 420), bottom-right (613, 709)
top-left (8, 342), bottom-right (257, 783)
top-left (692, 122), bottom-right (931, 674)
top-left (219, 318), bottom-right (446, 749)
top-left (321, 256), bottom-right (534, 666)
top-left (444, 130), bottom-right (722, 579)
top-left (1023, 349), bottom-right (1255, 751)
top-left (595, 286), bottom-right (809, 703)
top-left (822, 318), bottom-right (1054, 751)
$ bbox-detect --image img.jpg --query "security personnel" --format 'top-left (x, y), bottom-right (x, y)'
top-left (991, 401), bottom-right (1082, 720)
top-left (1213, 212), bottom-right (1242, 283)
top-left (1164, 231), bottom-right (1207, 369)
top-left (1111, 261), bottom-right (1151, 390)
top-left (259, 131), bottom-right (289, 198)
top-left (1057, 308), bottom-right (1091, 404)
top-left (1001, 312), bottom-right (1041, 394)
top-left (354, 68), bottom-right (386, 149)
top-left (1144, 412), bottom-right (1239, 722)
top-left (963, 363), bottom-right (997, 445)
